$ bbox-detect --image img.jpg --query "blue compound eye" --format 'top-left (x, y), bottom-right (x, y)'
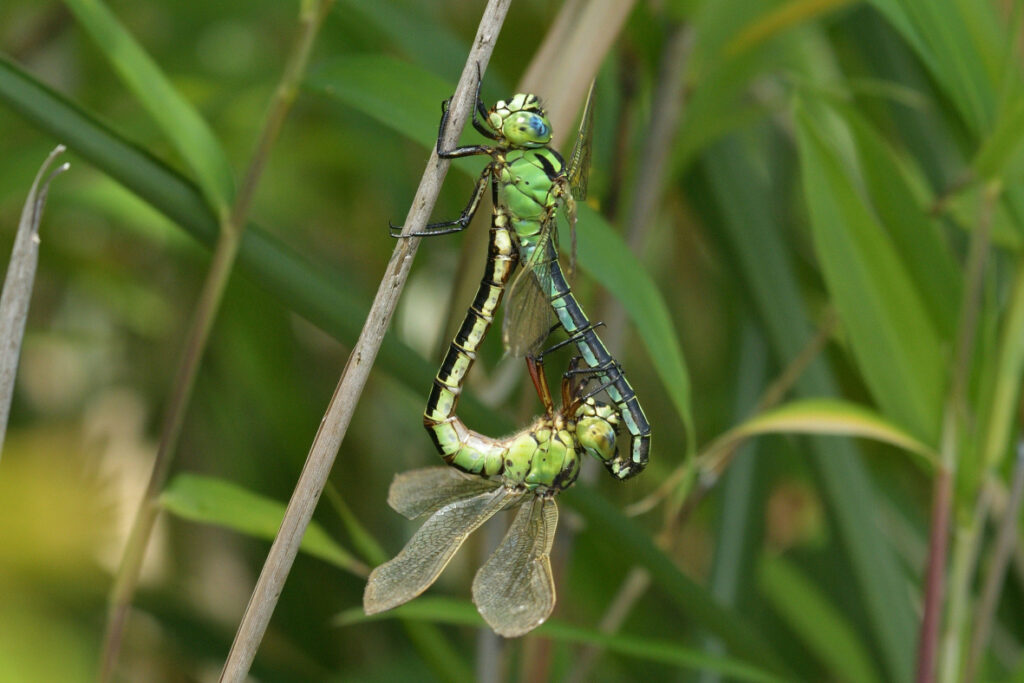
top-left (504, 111), bottom-right (553, 146)
top-left (527, 114), bottom-right (549, 138)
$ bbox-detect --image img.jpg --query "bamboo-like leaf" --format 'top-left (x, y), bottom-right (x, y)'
top-left (865, 0), bottom-right (999, 134)
top-left (0, 146), bottom-right (68, 458)
top-left (563, 486), bottom-right (791, 676)
top-left (827, 99), bottom-right (962, 337)
top-left (758, 555), bottom-right (882, 683)
top-left (795, 100), bottom-right (945, 442)
top-left (337, 597), bottom-right (787, 683)
top-left (161, 474), bottom-right (366, 576)
top-left (704, 135), bottom-right (917, 683)
top-left (62, 0), bottom-right (235, 215)
top-left (705, 398), bottom-right (937, 471)
top-left (726, 0), bottom-right (856, 58)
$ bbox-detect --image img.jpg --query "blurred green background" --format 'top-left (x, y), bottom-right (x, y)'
top-left (2, 0), bottom-right (1024, 681)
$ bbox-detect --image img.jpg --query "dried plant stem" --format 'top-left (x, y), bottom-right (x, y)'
top-left (217, 3), bottom-right (511, 680)
top-left (919, 182), bottom-right (995, 683)
top-left (98, 3), bottom-right (334, 680)
top-left (0, 145), bottom-right (68, 458)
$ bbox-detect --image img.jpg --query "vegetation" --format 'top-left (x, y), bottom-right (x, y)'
top-left (1, 0), bottom-right (1023, 680)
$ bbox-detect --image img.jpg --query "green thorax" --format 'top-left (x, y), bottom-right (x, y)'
top-left (497, 148), bottom-right (564, 246)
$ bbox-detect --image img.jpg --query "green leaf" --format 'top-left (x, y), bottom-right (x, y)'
top-left (307, 55), bottom-right (453, 149)
top-left (865, 0), bottom-right (999, 134)
top-left (0, 56), bottom-right (506, 434)
top-left (161, 474), bottom-right (365, 575)
top-left (704, 134), bottom-right (917, 683)
top-left (828, 99), bottom-right (962, 337)
top-left (62, 0), bottom-right (234, 215)
top-left (569, 207), bottom-right (694, 453)
top-left (706, 398), bottom-right (937, 471)
top-left (564, 487), bottom-right (791, 676)
top-left (337, 597), bottom-right (787, 683)
top-left (795, 99), bottom-right (945, 442)
top-left (758, 555), bottom-right (882, 683)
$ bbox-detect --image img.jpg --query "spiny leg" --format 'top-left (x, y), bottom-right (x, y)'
top-left (437, 64), bottom-right (497, 158)
top-left (390, 166), bottom-right (491, 237)
top-left (532, 321), bottom-right (607, 362)
top-left (563, 356), bottom-right (618, 411)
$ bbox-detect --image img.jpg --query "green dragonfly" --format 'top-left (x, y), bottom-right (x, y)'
top-left (363, 357), bottom-right (620, 637)
top-left (395, 73), bottom-right (650, 479)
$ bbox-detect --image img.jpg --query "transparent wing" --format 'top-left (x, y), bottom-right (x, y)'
top-left (502, 223), bottom-right (558, 358)
top-left (364, 486), bottom-right (521, 615)
top-left (566, 80), bottom-right (596, 202)
top-left (472, 496), bottom-right (559, 637)
top-left (388, 466), bottom-right (499, 520)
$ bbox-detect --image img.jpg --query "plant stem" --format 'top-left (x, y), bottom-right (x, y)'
top-left (97, 3), bottom-right (334, 679)
top-left (216, 3), bottom-right (511, 680)
top-left (918, 181), bottom-right (995, 683)
top-left (965, 442), bottom-right (1024, 682)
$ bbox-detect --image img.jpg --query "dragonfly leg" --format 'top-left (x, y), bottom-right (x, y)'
top-left (525, 356), bottom-right (554, 413)
top-left (562, 355), bottom-right (619, 406)
top-left (470, 63), bottom-right (500, 141)
top-left (533, 322), bottom-right (608, 362)
top-left (390, 167), bottom-right (491, 238)
top-left (436, 67), bottom-right (497, 158)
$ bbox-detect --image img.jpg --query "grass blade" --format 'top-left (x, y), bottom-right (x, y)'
top-left (795, 99), bottom-right (945, 442)
top-left (758, 554), bottom-right (882, 683)
top-left (0, 145), bottom-right (68, 458)
top-left (337, 597), bottom-right (787, 683)
top-left (61, 0), bottom-right (234, 215)
top-left (161, 474), bottom-right (367, 575)
top-left (703, 134), bottom-right (917, 683)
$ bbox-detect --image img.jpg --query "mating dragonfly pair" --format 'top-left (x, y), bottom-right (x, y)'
top-left (364, 72), bottom-right (650, 637)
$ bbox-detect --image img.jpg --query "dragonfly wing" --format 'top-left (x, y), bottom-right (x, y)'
top-left (472, 496), bottom-right (559, 637)
top-left (503, 261), bottom-right (554, 358)
top-left (503, 219), bottom-right (560, 357)
top-left (364, 486), bottom-right (519, 615)
top-left (566, 80), bottom-right (595, 202)
top-left (388, 466), bottom-right (499, 519)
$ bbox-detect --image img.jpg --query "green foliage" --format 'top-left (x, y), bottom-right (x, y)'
top-left (3, 0), bottom-right (1024, 681)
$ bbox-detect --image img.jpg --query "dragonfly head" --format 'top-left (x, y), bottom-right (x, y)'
top-left (490, 93), bottom-right (552, 148)
top-left (574, 399), bottom-right (619, 464)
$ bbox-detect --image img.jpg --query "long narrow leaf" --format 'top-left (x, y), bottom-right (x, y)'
top-left (795, 99), bottom-right (945, 442)
top-left (0, 55), bottom-right (506, 434)
top-left (337, 597), bottom-right (786, 683)
top-left (704, 135), bottom-right (917, 683)
top-left (705, 398), bottom-right (937, 472)
top-left (61, 0), bottom-right (234, 215)
top-left (758, 555), bottom-right (882, 683)
top-left (0, 146), bottom-right (68, 457)
top-left (161, 474), bottom-right (366, 575)
top-left (564, 486), bottom-right (791, 676)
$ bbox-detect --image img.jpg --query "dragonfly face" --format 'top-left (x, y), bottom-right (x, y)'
top-left (574, 398), bottom-right (620, 465)
top-left (489, 93), bottom-right (552, 148)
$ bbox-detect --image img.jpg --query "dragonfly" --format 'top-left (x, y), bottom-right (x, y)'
top-left (394, 71), bottom-right (650, 479)
top-left (363, 357), bottom-right (621, 637)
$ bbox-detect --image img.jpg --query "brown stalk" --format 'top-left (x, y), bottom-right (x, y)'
top-left (217, 2), bottom-right (512, 679)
